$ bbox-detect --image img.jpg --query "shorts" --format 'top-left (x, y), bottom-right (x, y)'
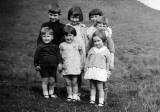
top-left (40, 65), bottom-right (57, 79)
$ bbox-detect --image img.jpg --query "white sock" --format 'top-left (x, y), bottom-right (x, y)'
top-left (73, 94), bottom-right (78, 100)
top-left (68, 95), bottom-right (73, 99)
top-left (49, 89), bottom-right (54, 95)
top-left (90, 96), bottom-right (95, 101)
top-left (99, 98), bottom-right (104, 104)
top-left (43, 90), bottom-right (49, 96)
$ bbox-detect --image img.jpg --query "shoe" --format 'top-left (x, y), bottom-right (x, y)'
top-left (98, 103), bottom-right (104, 107)
top-left (66, 97), bottom-right (72, 102)
top-left (50, 94), bottom-right (58, 98)
top-left (44, 95), bottom-right (49, 99)
top-left (89, 100), bottom-right (95, 104)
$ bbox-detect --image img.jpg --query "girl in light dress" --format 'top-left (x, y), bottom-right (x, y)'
top-left (84, 29), bottom-right (111, 106)
top-left (59, 25), bottom-right (83, 102)
top-left (67, 6), bottom-right (87, 96)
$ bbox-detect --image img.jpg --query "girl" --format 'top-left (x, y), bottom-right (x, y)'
top-left (59, 25), bottom-right (83, 102)
top-left (34, 26), bottom-right (60, 98)
top-left (67, 6), bottom-right (87, 95)
top-left (84, 30), bottom-right (111, 106)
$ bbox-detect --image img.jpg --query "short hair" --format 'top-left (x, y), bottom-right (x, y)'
top-left (40, 26), bottom-right (54, 36)
top-left (95, 16), bottom-right (109, 26)
top-left (92, 29), bottom-right (107, 42)
top-left (48, 8), bottom-right (61, 15)
top-left (64, 25), bottom-right (77, 36)
top-left (89, 9), bottom-right (103, 19)
top-left (67, 6), bottom-right (83, 21)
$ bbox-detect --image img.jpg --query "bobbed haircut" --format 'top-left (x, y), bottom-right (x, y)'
top-left (92, 29), bottom-right (107, 43)
top-left (67, 6), bottom-right (83, 21)
top-left (95, 16), bottom-right (109, 26)
top-left (89, 9), bottom-right (103, 19)
top-left (64, 25), bottom-right (77, 36)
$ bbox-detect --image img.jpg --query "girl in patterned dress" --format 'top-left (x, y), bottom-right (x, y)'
top-left (84, 30), bottom-right (111, 106)
top-left (59, 25), bottom-right (83, 102)
top-left (67, 6), bottom-right (87, 96)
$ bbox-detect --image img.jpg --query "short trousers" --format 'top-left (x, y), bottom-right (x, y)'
top-left (40, 65), bottom-right (57, 79)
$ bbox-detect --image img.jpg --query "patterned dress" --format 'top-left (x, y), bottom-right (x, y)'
top-left (59, 42), bottom-right (82, 75)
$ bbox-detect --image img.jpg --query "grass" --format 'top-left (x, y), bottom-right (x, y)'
top-left (1, 0), bottom-right (160, 111)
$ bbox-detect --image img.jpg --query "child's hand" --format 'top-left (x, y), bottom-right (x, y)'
top-left (57, 63), bottom-right (63, 73)
top-left (35, 66), bottom-right (41, 71)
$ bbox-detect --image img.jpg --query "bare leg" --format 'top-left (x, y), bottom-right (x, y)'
top-left (72, 75), bottom-right (78, 100)
top-left (90, 80), bottom-right (96, 103)
top-left (97, 81), bottom-right (104, 105)
top-left (42, 78), bottom-right (49, 98)
top-left (64, 75), bottom-right (72, 100)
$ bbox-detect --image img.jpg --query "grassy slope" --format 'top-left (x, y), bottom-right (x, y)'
top-left (1, 0), bottom-right (160, 111)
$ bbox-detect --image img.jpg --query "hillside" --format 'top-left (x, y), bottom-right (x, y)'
top-left (1, 0), bottom-right (160, 111)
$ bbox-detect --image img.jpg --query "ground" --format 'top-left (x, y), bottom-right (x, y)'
top-left (1, 0), bottom-right (160, 111)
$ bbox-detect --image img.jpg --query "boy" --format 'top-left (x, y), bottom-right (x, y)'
top-left (37, 6), bottom-right (65, 46)
top-left (34, 27), bottom-right (61, 98)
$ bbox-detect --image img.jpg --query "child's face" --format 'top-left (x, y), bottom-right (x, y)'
top-left (96, 23), bottom-right (104, 30)
top-left (42, 32), bottom-right (54, 44)
top-left (70, 15), bottom-right (80, 25)
top-left (93, 36), bottom-right (104, 48)
top-left (48, 13), bottom-right (60, 22)
top-left (90, 15), bottom-right (101, 24)
top-left (65, 34), bottom-right (74, 43)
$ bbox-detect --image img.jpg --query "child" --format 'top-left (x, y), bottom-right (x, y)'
top-left (59, 25), bottom-right (83, 102)
top-left (84, 30), bottom-right (111, 106)
top-left (34, 27), bottom-right (60, 98)
top-left (37, 6), bottom-right (65, 46)
top-left (67, 6), bottom-right (87, 95)
top-left (86, 8), bottom-right (104, 45)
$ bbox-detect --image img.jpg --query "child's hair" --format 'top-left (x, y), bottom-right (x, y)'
top-left (48, 4), bottom-right (61, 15)
top-left (88, 9), bottom-right (103, 20)
top-left (67, 6), bottom-right (83, 22)
top-left (92, 29), bottom-right (107, 43)
top-left (40, 26), bottom-right (54, 36)
top-left (64, 25), bottom-right (77, 36)
top-left (95, 16), bottom-right (109, 26)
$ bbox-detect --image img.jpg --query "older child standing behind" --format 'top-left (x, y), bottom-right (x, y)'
top-left (84, 30), bottom-right (111, 106)
top-left (34, 27), bottom-right (60, 98)
top-left (37, 6), bottom-right (65, 46)
top-left (59, 25), bottom-right (83, 102)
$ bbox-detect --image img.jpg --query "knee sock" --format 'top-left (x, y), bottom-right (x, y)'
top-left (90, 96), bottom-right (95, 101)
top-left (99, 98), bottom-right (104, 104)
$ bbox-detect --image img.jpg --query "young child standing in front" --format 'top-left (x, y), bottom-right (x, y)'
top-left (84, 30), bottom-right (111, 106)
top-left (67, 6), bottom-right (87, 96)
top-left (34, 27), bottom-right (60, 99)
top-left (59, 25), bottom-right (83, 102)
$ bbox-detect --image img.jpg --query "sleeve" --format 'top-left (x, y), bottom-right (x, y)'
top-left (34, 47), bottom-right (40, 67)
top-left (104, 30), bottom-right (115, 53)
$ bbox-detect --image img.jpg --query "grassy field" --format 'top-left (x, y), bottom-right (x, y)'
top-left (1, 0), bottom-right (160, 111)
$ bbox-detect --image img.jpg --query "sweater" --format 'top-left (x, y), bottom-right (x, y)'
top-left (34, 43), bottom-right (61, 67)
top-left (85, 47), bottom-right (110, 69)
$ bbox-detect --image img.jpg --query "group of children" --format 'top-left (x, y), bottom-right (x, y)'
top-left (34, 6), bottom-right (115, 107)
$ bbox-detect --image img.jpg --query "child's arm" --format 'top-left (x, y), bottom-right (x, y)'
top-left (34, 47), bottom-right (41, 71)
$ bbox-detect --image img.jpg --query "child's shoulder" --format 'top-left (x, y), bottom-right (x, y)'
top-left (79, 23), bottom-right (86, 28)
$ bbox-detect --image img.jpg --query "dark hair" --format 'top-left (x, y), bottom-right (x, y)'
top-left (95, 16), bottom-right (109, 26)
top-left (64, 25), bottom-right (77, 36)
top-left (67, 6), bottom-right (83, 21)
top-left (92, 29), bottom-right (106, 42)
top-left (89, 9), bottom-right (103, 19)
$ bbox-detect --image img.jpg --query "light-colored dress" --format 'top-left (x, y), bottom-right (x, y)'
top-left (59, 42), bottom-right (82, 75)
top-left (84, 46), bottom-right (111, 82)
top-left (67, 23), bottom-right (87, 66)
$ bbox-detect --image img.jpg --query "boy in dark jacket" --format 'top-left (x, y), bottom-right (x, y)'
top-left (37, 6), bottom-right (65, 46)
top-left (34, 27), bottom-right (61, 98)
